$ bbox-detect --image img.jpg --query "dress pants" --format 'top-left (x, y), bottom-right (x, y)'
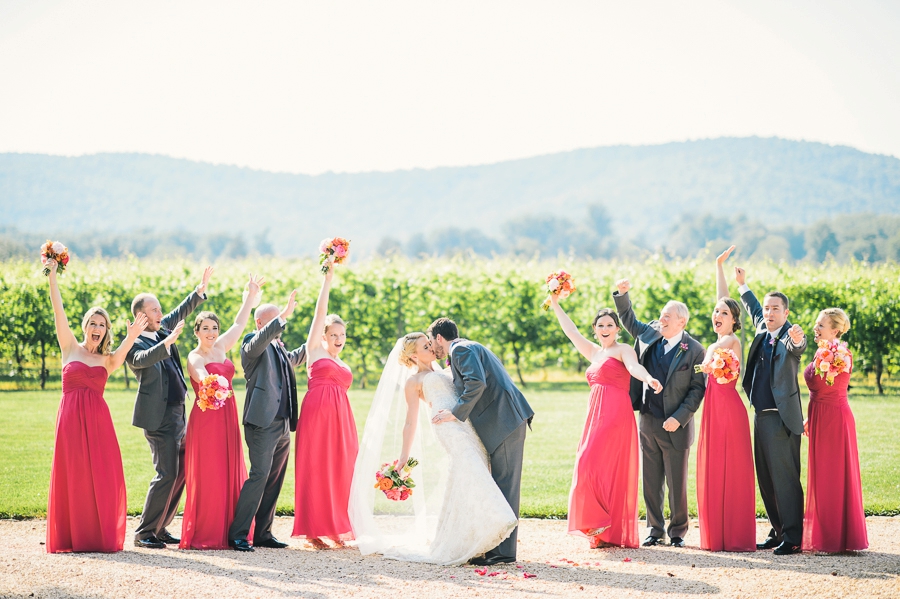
top-left (486, 421), bottom-right (527, 559)
top-left (136, 402), bottom-right (186, 540)
top-left (639, 413), bottom-right (690, 540)
top-left (754, 410), bottom-right (804, 546)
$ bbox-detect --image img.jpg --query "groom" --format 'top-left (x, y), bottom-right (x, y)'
top-left (228, 291), bottom-right (306, 552)
top-left (428, 317), bottom-right (534, 566)
top-left (613, 279), bottom-right (705, 548)
top-left (127, 266), bottom-right (212, 549)
top-left (735, 266), bottom-right (807, 555)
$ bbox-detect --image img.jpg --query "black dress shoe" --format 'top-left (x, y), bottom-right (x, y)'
top-left (469, 554), bottom-right (516, 566)
top-left (134, 536), bottom-right (166, 549)
top-left (156, 531), bottom-right (180, 545)
top-left (229, 539), bottom-right (255, 552)
top-left (642, 536), bottom-right (664, 547)
top-left (255, 537), bottom-right (288, 549)
top-left (669, 537), bottom-right (685, 548)
top-left (773, 542), bottom-right (801, 555)
top-left (757, 538), bottom-right (780, 550)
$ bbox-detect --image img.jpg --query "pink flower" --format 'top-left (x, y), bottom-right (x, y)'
top-left (334, 245), bottom-right (348, 258)
top-left (385, 488), bottom-right (401, 501)
top-left (399, 490), bottom-right (410, 501)
top-left (319, 238), bottom-right (332, 253)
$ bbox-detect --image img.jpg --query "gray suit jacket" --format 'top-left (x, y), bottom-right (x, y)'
top-left (241, 318), bottom-right (306, 431)
top-left (448, 339), bottom-right (534, 455)
top-left (740, 289), bottom-right (807, 435)
top-left (127, 291), bottom-right (206, 431)
top-left (613, 291), bottom-right (706, 451)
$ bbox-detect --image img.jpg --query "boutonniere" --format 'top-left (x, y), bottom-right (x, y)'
top-left (674, 341), bottom-right (689, 359)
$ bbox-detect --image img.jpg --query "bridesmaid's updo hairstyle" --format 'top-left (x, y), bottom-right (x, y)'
top-left (81, 307), bottom-right (112, 355)
top-left (820, 308), bottom-right (851, 337)
top-left (193, 311), bottom-right (220, 333)
top-left (592, 308), bottom-right (621, 329)
top-left (398, 332), bottom-right (426, 367)
top-left (719, 298), bottom-right (743, 332)
top-left (324, 314), bottom-right (346, 333)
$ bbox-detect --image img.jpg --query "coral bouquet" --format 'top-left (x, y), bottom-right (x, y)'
top-left (694, 347), bottom-right (741, 384)
top-left (196, 374), bottom-right (233, 411)
top-left (319, 237), bottom-right (351, 274)
top-left (813, 339), bottom-right (852, 385)
top-left (374, 457), bottom-right (418, 501)
top-left (40, 240), bottom-right (70, 276)
top-left (541, 271), bottom-right (576, 311)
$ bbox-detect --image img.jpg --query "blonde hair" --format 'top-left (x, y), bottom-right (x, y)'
top-left (324, 314), bottom-right (346, 333)
top-left (820, 308), bottom-right (851, 337)
top-left (398, 332), bottom-right (426, 367)
top-left (81, 307), bottom-right (112, 355)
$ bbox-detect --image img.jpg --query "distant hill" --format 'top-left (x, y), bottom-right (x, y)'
top-left (2, 137), bottom-right (899, 255)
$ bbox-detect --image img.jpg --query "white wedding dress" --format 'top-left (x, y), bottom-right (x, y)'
top-left (349, 343), bottom-right (517, 566)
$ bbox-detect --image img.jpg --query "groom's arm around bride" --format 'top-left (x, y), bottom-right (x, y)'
top-left (427, 317), bottom-right (534, 564)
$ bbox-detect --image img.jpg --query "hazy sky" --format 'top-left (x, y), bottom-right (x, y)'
top-left (1, 0), bottom-right (898, 174)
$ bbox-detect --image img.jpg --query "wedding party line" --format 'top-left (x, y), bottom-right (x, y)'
top-left (38, 239), bottom-right (867, 566)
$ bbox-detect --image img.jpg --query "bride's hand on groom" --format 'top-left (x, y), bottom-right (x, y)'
top-left (432, 409), bottom-right (457, 424)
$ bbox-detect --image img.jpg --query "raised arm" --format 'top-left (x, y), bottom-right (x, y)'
top-left (160, 266), bottom-right (212, 330)
top-left (549, 294), bottom-right (598, 361)
top-left (305, 266), bottom-right (334, 354)
top-left (735, 266), bottom-right (764, 329)
top-left (106, 313), bottom-right (148, 372)
top-left (45, 260), bottom-right (78, 356)
top-left (716, 245), bottom-right (735, 300)
top-left (612, 279), bottom-right (653, 339)
top-left (127, 320), bottom-right (185, 369)
top-left (216, 274), bottom-right (265, 352)
top-left (397, 378), bottom-right (421, 467)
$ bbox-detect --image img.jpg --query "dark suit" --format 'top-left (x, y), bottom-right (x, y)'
top-left (126, 290), bottom-right (205, 541)
top-left (449, 339), bottom-right (534, 560)
top-left (741, 288), bottom-right (806, 546)
top-left (229, 318), bottom-right (306, 545)
top-left (614, 291), bottom-right (706, 540)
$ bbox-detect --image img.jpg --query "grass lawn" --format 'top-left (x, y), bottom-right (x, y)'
top-left (1, 380), bottom-right (897, 519)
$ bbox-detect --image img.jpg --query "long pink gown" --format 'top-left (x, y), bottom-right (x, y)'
top-left (696, 375), bottom-right (756, 552)
top-left (567, 358), bottom-right (639, 548)
top-left (802, 362), bottom-right (868, 552)
top-left (46, 362), bottom-right (126, 553)
top-left (292, 358), bottom-right (358, 540)
top-left (180, 360), bottom-right (250, 550)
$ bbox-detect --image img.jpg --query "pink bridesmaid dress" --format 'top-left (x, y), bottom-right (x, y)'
top-left (180, 359), bottom-right (251, 549)
top-left (567, 358), bottom-right (640, 548)
top-left (46, 362), bottom-right (126, 553)
top-left (696, 375), bottom-right (757, 552)
top-left (802, 362), bottom-right (868, 552)
top-left (292, 358), bottom-right (358, 540)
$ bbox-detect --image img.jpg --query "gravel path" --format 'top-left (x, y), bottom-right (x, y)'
top-left (1, 517), bottom-right (898, 598)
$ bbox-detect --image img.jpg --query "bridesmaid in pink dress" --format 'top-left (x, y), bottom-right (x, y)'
top-left (44, 258), bottom-right (148, 553)
top-left (180, 274), bottom-right (264, 550)
top-left (292, 263), bottom-right (358, 549)
top-left (802, 308), bottom-right (868, 553)
top-left (547, 294), bottom-right (662, 549)
top-left (695, 246), bottom-right (756, 552)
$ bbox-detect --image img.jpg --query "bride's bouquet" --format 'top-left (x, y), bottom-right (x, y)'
top-left (40, 240), bottom-right (70, 276)
top-left (319, 237), bottom-right (351, 274)
top-left (813, 339), bottom-right (852, 385)
top-left (541, 270), bottom-right (576, 311)
top-left (374, 457), bottom-right (418, 501)
top-left (694, 347), bottom-right (740, 384)
top-left (196, 374), bottom-right (233, 411)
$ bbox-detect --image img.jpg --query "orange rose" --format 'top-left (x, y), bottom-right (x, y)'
top-left (712, 368), bottom-right (725, 379)
top-left (378, 477), bottom-right (394, 491)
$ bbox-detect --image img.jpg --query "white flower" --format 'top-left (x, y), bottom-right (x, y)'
top-left (51, 241), bottom-right (65, 254)
top-left (216, 375), bottom-right (228, 387)
top-left (547, 278), bottom-right (560, 292)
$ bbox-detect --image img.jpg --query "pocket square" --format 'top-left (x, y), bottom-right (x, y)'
top-left (677, 364), bottom-right (690, 372)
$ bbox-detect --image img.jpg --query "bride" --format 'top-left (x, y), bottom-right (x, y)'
top-left (348, 333), bottom-right (516, 566)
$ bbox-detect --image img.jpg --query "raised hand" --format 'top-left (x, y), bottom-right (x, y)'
top-left (734, 266), bottom-right (746, 286)
top-left (127, 313), bottom-right (149, 340)
top-left (788, 324), bottom-right (805, 344)
top-left (716, 245), bottom-right (736, 265)
top-left (616, 279), bottom-right (631, 295)
top-left (246, 273), bottom-right (266, 298)
top-left (280, 290), bottom-right (298, 321)
top-left (164, 320), bottom-right (185, 347)
top-left (45, 259), bottom-right (58, 281)
top-left (196, 266), bottom-right (215, 296)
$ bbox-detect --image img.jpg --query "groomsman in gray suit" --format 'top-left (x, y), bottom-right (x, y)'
top-left (735, 266), bottom-right (807, 555)
top-left (127, 266), bottom-right (213, 549)
top-left (428, 317), bottom-right (534, 565)
top-left (228, 291), bottom-right (306, 552)
top-left (613, 280), bottom-right (705, 548)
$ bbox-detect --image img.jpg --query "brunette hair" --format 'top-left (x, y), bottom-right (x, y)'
top-left (193, 311), bottom-right (220, 333)
top-left (717, 298), bottom-right (743, 332)
top-left (81, 307), bottom-right (112, 355)
top-left (592, 308), bottom-right (621, 329)
top-left (764, 291), bottom-right (790, 311)
top-left (427, 317), bottom-right (459, 341)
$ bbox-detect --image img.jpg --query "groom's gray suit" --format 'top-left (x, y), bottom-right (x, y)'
top-left (740, 287), bottom-right (806, 547)
top-left (448, 339), bottom-right (534, 560)
top-left (614, 290), bottom-right (706, 541)
top-left (126, 290), bottom-right (205, 542)
top-left (229, 317), bottom-right (306, 545)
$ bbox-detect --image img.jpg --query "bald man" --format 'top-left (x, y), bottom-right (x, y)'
top-left (228, 292), bottom-right (306, 551)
